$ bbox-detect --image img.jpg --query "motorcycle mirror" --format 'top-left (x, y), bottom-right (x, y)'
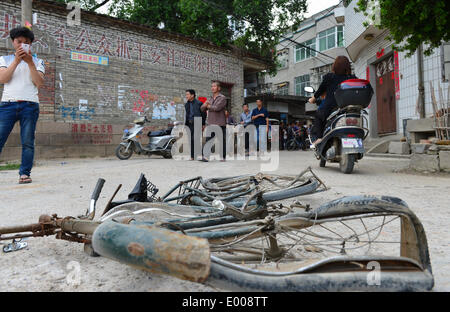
top-left (304, 86), bottom-right (315, 93)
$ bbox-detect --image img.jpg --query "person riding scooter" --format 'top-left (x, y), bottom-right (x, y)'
top-left (309, 56), bottom-right (357, 147)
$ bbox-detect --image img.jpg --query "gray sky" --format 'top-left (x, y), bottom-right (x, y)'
top-left (305, 0), bottom-right (341, 17)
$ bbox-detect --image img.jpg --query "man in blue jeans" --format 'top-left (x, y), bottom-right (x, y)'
top-left (251, 99), bottom-right (269, 154)
top-left (0, 27), bottom-right (45, 184)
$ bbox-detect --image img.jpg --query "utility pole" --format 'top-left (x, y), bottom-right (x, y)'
top-left (417, 43), bottom-right (426, 119)
top-left (21, 0), bottom-right (33, 26)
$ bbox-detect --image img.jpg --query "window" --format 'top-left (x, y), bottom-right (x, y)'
top-left (442, 42), bottom-right (450, 82)
top-left (337, 25), bottom-right (344, 47)
top-left (295, 39), bottom-right (316, 62)
top-left (311, 64), bottom-right (333, 89)
top-left (295, 75), bottom-right (310, 96)
top-left (275, 82), bottom-right (289, 95)
top-left (318, 26), bottom-right (344, 51)
top-left (277, 48), bottom-right (289, 69)
top-left (318, 28), bottom-right (336, 51)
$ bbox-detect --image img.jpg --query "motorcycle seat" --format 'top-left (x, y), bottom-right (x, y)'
top-left (148, 129), bottom-right (171, 137)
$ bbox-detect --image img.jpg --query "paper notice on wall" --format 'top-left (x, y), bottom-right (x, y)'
top-left (79, 99), bottom-right (88, 112)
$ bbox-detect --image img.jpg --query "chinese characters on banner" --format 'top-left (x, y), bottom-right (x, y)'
top-left (71, 51), bottom-right (109, 65)
top-left (71, 123), bottom-right (113, 144)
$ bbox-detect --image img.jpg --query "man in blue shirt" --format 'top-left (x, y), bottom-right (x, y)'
top-left (251, 99), bottom-right (269, 152)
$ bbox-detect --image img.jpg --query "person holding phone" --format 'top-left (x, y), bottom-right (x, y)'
top-left (0, 27), bottom-right (45, 184)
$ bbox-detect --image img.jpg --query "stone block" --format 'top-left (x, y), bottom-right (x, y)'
top-left (406, 118), bottom-right (434, 132)
top-left (0, 146), bottom-right (22, 162)
top-left (36, 145), bottom-right (67, 159)
top-left (411, 143), bottom-right (431, 154)
top-left (410, 154), bottom-right (440, 172)
top-left (49, 133), bottom-right (78, 145)
top-left (78, 145), bottom-right (107, 158)
top-left (439, 151), bottom-right (450, 172)
top-left (389, 141), bottom-right (411, 155)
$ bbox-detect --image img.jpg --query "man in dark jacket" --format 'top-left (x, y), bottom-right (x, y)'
top-left (185, 89), bottom-right (206, 160)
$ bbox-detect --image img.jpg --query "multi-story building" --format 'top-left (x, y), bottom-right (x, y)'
top-left (257, 3), bottom-right (348, 123)
top-left (344, 0), bottom-right (450, 140)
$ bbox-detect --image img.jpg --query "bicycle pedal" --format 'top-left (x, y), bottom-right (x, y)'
top-left (2, 239), bottom-right (28, 253)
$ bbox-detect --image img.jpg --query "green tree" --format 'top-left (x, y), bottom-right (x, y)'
top-left (355, 0), bottom-right (450, 56)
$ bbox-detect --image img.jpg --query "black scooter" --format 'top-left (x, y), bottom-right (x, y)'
top-left (305, 79), bottom-right (373, 174)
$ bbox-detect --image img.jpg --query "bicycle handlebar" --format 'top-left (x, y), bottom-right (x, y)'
top-left (91, 178), bottom-right (106, 201)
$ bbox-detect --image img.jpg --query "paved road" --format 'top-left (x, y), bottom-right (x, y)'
top-left (0, 151), bottom-right (448, 291)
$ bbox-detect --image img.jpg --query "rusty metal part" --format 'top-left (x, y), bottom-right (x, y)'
top-left (0, 214), bottom-right (100, 245)
top-left (0, 214), bottom-right (60, 241)
top-left (92, 221), bottom-right (211, 283)
top-left (56, 231), bottom-right (91, 244)
top-left (59, 217), bottom-right (100, 235)
top-left (101, 184), bottom-right (122, 217)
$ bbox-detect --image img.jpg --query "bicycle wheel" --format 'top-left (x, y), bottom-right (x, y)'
top-left (91, 195), bottom-right (434, 291)
top-left (204, 195), bottom-right (433, 291)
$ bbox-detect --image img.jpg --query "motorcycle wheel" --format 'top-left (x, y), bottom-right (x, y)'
top-left (115, 144), bottom-right (133, 160)
top-left (162, 151), bottom-right (172, 159)
top-left (340, 154), bottom-right (355, 174)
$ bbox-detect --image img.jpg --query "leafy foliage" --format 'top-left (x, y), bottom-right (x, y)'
top-left (355, 0), bottom-right (450, 56)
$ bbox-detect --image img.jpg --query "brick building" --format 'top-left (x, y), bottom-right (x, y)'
top-left (0, 0), bottom-right (269, 161)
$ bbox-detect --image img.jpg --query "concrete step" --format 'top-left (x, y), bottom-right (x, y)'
top-left (365, 152), bottom-right (412, 159)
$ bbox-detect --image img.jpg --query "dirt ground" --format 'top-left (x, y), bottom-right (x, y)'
top-left (0, 151), bottom-right (449, 291)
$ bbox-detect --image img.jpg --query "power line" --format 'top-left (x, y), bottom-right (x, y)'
top-left (279, 0), bottom-right (343, 50)
top-left (281, 35), bottom-right (335, 61)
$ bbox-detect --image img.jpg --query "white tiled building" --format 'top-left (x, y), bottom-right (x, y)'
top-left (344, 0), bottom-right (450, 139)
top-left (263, 3), bottom-right (349, 119)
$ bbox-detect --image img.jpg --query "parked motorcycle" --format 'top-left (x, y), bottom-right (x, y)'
top-left (115, 115), bottom-right (178, 160)
top-left (305, 79), bottom-right (373, 174)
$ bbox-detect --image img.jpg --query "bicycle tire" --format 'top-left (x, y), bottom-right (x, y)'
top-left (91, 195), bottom-right (434, 291)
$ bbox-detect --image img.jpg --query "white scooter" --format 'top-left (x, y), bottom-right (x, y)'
top-left (115, 114), bottom-right (179, 160)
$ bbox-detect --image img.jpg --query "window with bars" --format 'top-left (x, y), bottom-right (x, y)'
top-left (295, 75), bottom-right (310, 96)
top-left (275, 82), bottom-right (289, 95)
top-left (295, 39), bottom-right (316, 62)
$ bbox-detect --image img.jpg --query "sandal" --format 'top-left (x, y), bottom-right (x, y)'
top-left (19, 176), bottom-right (32, 184)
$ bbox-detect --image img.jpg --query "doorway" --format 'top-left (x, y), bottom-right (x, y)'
top-left (375, 55), bottom-right (397, 135)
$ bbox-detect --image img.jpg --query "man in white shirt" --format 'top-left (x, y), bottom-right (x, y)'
top-left (0, 27), bottom-right (45, 184)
